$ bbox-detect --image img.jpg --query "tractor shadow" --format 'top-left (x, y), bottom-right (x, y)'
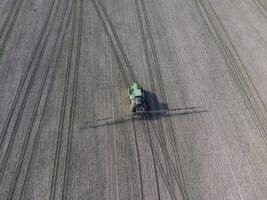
top-left (140, 90), bottom-right (206, 121)
top-left (144, 89), bottom-right (169, 112)
top-left (80, 90), bottom-right (208, 130)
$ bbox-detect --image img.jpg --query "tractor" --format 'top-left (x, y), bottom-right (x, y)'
top-left (128, 83), bottom-right (148, 113)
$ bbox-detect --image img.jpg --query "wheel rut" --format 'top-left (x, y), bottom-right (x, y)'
top-left (193, 0), bottom-right (267, 140)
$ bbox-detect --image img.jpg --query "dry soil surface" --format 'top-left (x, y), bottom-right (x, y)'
top-left (0, 0), bottom-right (267, 199)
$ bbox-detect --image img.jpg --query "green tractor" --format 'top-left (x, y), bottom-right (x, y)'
top-left (80, 82), bottom-right (201, 129)
top-left (128, 83), bottom-right (148, 113)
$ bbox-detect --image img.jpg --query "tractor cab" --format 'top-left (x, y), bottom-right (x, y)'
top-left (128, 83), bottom-right (148, 113)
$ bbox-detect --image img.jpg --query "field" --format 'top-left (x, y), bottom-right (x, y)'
top-left (0, 0), bottom-right (267, 199)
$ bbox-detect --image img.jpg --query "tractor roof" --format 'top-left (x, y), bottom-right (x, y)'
top-left (133, 89), bottom-right (142, 96)
top-left (131, 83), bottom-right (140, 90)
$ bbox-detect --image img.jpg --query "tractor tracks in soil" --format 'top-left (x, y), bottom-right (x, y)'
top-left (49, 0), bottom-right (82, 200)
top-left (61, 0), bottom-right (83, 199)
top-left (132, 119), bottom-right (145, 200)
top-left (48, 1), bottom-right (75, 200)
top-left (193, 0), bottom-right (267, 140)
top-left (48, 6), bottom-right (75, 200)
top-left (92, 0), bottom-right (189, 199)
top-left (18, 4), bottom-right (72, 199)
top-left (90, 0), bottom-right (136, 88)
top-left (96, 0), bottom-right (136, 85)
top-left (134, 0), bottom-right (172, 199)
top-left (0, 0), bottom-right (61, 183)
top-left (5, 1), bottom-right (72, 199)
top-left (135, 0), bottom-right (189, 199)
top-left (0, 0), bottom-right (60, 159)
top-left (142, 120), bottom-right (179, 200)
top-left (90, 0), bottom-right (144, 199)
top-left (0, 0), bottom-right (24, 55)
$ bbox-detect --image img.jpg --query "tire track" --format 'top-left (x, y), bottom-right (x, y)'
top-left (193, 0), bottom-right (267, 140)
top-left (0, 0), bottom-right (24, 55)
top-left (134, 3), bottom-right (170, 197)
top-left (97, 0), bottom-right (136, 84)
top-left (90, 0), bottom-right (134, 88)
top-left (0, 0), bottom-right (60, 157)
top-left (6, 1), bottom-right (72, 199)
top-left (135, 0), bottom-right (189, 199)
top-left (92, 0), bottom-right (188, 198)
top-left (91, 1), bottom-right (146, 198)
top-left (142, 118), bottom-right (177, 200)
top-left (135, 0), bottom-right (176, 197)
top-left (147, 112), bottom-right (189, 200)
top-left (49, 1), bottom-right (76, 200)
top-left (0, 0), bottom-right (20, 39)
top-left (132, 119), bottom-right (145, 200)
top-left (94, 0), bottom-right (189, 198)
top-left (134, 0), bottom-right (157, 106)
top-left (92, 1), bottom-right (184, 198)
top-left (0, 0), bottom-right (61, 183)
top-left (18, 2), bottom-right (73, 199)
top-left (61, 0), bottom-right (82, 199)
